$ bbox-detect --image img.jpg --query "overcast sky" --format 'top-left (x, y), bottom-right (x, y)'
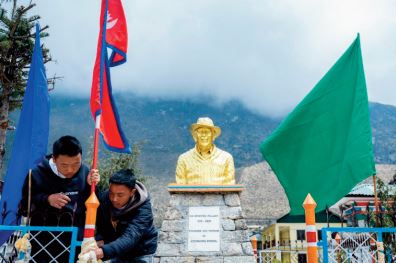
top-left (18, 0), bottom-right (396, 116)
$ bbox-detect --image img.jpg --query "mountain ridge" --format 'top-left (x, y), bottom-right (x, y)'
top-left (3, 93), bottom-right (396, 181)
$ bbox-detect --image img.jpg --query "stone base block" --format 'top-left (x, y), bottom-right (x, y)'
top-left (155, 188), bottom-right (255, 262)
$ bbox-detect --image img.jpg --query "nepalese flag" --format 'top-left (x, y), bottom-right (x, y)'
top-left (90, 0), bottom-right (131, 153)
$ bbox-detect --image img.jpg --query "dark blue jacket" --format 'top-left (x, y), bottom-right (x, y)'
top-left (20, 156), bottom-right (90, 240)
top-left (96, 182), bottom-right (158, 261)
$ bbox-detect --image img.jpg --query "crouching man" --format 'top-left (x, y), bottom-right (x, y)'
top-left (93, 169), bottom-right (158, 263)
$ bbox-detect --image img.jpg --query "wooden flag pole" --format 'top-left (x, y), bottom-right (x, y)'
top-left (91, 118), bottom-right (101, 191)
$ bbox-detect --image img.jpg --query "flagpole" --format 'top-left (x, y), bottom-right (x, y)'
top-left (80, 0), bottom-right (130, 260)
top-left (88, 0), bottom-right (107, 183)
top-left (91, 115), bottom-right (100, 192)
top-left (373, 175), bottom-right (379, 226)
top-left (79, 115), bottom-right (101, 262)
top-left (78, 1), bottom-right (109, 260)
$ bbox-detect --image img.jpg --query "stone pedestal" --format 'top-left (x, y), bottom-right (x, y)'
top-left (155, 184), bottom-right (256, 263)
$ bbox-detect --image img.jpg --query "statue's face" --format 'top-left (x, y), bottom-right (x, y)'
top-left (195, 127), bottom-right (214, 149)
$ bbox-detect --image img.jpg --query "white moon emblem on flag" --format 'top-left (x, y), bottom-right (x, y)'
top-left (106, 12), bottom-right (118, 29)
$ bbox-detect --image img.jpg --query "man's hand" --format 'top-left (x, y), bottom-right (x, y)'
top-left (94, 248), bottom-right (104, 259)
top-left (47, 193), bottom-right (71, 209)
top-left (87, 169), bottom-right (100, 186)
top-left (96, 240), bottom-right (104, 248)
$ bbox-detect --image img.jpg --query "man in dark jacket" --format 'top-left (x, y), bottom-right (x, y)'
top-left (93, 169), bottom-right (158, 263)
top-left (20, 135), bottom-right (99, 262)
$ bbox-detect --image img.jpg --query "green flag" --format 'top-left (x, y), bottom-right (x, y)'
top-left (260, 35), bottom-right (376, 215)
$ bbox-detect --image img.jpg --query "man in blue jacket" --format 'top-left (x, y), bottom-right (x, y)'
top-left (20, 135), bottom-right (99, 262)
top-left (94, 169), bottom-right (158, 262)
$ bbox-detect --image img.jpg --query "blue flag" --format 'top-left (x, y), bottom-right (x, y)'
top-left (0, 24), bottom-right (49, 243)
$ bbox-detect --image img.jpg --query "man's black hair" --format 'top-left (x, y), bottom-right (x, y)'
top-left (52, 135), bottom-right (82, 157)
top-left (109, 169), bottom-right (136, 189)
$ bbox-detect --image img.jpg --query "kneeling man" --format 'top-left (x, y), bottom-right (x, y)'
top-left (94, 169), bottom-right (158, 262)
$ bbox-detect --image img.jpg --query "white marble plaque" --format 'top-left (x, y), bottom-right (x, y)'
top-left (188, 206), bottom-right (220, 252)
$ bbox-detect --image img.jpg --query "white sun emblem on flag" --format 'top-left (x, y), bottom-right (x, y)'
top-left (106, 12), bottom-right (118, 29)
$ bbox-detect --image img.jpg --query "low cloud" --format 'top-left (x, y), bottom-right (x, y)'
top-left (29, 0), bottom-right (396, 116)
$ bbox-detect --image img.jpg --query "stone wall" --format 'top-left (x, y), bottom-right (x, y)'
top-left (155, 191), bottom-right (256, 263)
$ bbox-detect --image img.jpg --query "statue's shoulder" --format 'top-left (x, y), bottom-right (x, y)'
top-left (178, 148), bottom-right (196, 160)
top-left (215, 147), bottom-right (233, 159)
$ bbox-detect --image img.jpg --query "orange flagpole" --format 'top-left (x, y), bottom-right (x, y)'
top-left (78, 117), bottom-right (101, 262)
top-left (250, 235), bottom-right (258, 259)
top-left (84, 116), bottom-right (101, 238)
top-left (303, 193), bottom-right (318, 263)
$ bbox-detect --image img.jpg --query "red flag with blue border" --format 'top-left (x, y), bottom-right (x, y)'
top-left (90, 0), bottom-right (131, 153)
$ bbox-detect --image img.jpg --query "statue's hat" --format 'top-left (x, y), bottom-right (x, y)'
top-left (190, 117), bottom-right (221, 139)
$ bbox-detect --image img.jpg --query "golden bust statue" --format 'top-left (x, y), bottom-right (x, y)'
top-left (175, 117), bottom-right (235, 185)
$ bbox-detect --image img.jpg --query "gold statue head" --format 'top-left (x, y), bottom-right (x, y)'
top-left (190, 117), bottom-right (221, 152)
top-left (191, 117), bottom-right (221, 139)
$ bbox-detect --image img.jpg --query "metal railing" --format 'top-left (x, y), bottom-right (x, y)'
top-left (320, 227), bottom-right (396, 263)
top-left (0, 225), bottom-right (80, 263)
